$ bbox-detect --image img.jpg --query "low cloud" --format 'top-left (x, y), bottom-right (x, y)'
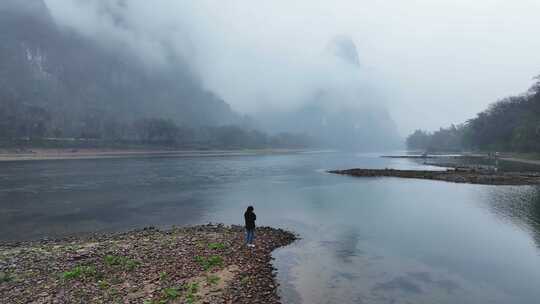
top-left (44, 0), bottom-right (540, 134)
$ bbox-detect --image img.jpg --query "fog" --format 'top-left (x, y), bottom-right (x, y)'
top-left (43, 1), bottom-right (384, 113)
top-left (43, 0), bottom-right (540, 135)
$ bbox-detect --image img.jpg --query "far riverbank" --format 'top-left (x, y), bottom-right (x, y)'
top-left (0, 148), bottom-right (310, 162)
top-left (329, 168), bottom-right (540, 185)
top-left (385, 152), bottom-right (540, 172)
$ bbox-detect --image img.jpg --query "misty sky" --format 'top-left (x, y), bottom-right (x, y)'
top-left (44, 0), bottom-right (540, 135)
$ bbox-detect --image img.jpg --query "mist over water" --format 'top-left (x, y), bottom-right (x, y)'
top-left (2, 153), bottom-right (540, 303)
top-left (3, 1), bottom-right (540, 303)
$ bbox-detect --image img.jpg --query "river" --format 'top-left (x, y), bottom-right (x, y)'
top-left (1, 152), bottom-right (540, 303)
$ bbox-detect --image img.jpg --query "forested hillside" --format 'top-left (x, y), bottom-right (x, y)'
top-left (406, 77), bottom-right (540, 152)
top-left (0, 1), bottom-right (242, 141)
top-left (0, 1), bottom-right (314, 149)
top-left (0, 1), bottom-right (404, 151)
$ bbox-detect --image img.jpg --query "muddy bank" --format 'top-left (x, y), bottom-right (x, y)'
top-left (0, 225), bottom-right (296, 304)
top-left (328, 168), bottom-right (540, 185)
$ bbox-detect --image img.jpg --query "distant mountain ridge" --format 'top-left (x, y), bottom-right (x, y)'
top-left (255, 36), bottom-right (402, 151)
top-left (256, 99), bottom-right (402, 151)
top-left (0, 1), bottom-right (401, 150)
top-left (0, 0), bottom-right (240, 139)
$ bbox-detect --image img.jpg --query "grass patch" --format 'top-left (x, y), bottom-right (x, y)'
top-left (104, 255), bottom-right (140, 271)
top-left (0, 272), bottom-right (14, 283)
top-left (159, 271), bottom-right (168, 281)
top-left (146, 282), bottom-right (199, 304)
top-left (62, 265), bottom-right (97, 280)
top-left (206, 274), bottom-right (220, 286)
top-left (143, 286), bottom-right (181, 304)
top-left (195, 255), bottom-right (223, 271)
top-left (144, 300), bottom-right (168, 304)
top-left (107, 287), bottom-right (120, 301)
top-left (185, 282), bottom-right (199, 304)
top-left (208, 242), bottom-right (226, 250)
top-left (109, 275), bottom-right (123, 285)
top-left (63, 245), bottom-right (81, 252)
top-left (162, 287), bottom-right (181, 300)
top-left (98, 279), bottom-right (110, 290)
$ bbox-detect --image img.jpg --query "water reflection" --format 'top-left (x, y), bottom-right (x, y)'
top-left (1, 153), bottom-right (540, 303)
top-left (482, 186), bottom-right (540, 248)
top-left (270, 174), bottom-right (540, 303)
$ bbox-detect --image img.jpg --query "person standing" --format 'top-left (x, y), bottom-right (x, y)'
top-left (244, 206), bottom-right (256, 247)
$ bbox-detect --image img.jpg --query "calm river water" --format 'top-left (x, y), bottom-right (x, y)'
top-left (1, 152), bottom-right (540, 303)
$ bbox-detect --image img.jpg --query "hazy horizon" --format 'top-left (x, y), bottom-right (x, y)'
top-left (40, 0), bottom-right (540, 136)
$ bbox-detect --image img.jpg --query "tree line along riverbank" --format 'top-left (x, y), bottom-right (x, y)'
top-left (406, 76), bottom-right (540, 153)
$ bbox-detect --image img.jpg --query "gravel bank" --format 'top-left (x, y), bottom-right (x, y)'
top-left (329, 168), bottom-right (540, 185)
top-left (0, 225), bottom-right (296, 304)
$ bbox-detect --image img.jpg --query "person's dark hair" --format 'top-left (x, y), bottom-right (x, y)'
top-left (247, 206), bottom-right (254, 212)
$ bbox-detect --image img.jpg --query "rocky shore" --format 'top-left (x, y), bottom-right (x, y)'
top-left (329, 168), bottom-right (540, 185)
top-left (0, 225), bottom-right (296, 304)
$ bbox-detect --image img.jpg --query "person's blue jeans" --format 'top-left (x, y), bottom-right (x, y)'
top-left (245, 228), bottom-right (255, 244)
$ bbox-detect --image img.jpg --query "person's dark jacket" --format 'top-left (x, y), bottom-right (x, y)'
top-left (244, 210), bottom-right (256, 230)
